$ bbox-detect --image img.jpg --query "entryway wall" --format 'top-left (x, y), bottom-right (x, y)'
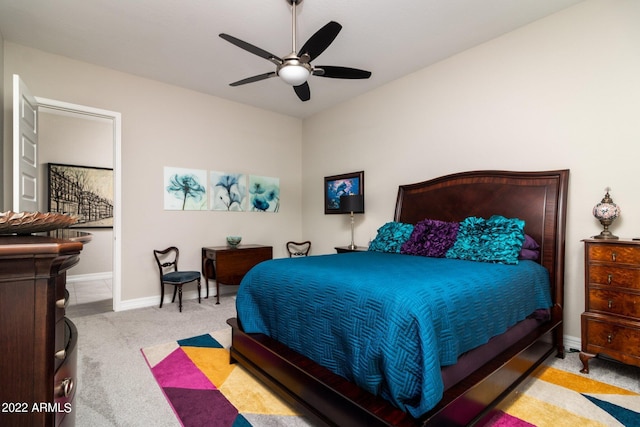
top-left (38, 107), bottom-right (113, 277)
top-left (34, 96), bottom-right (122, 311)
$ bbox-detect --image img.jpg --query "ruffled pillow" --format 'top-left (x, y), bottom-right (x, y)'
top-left (446, 215), bottom-right (525, 264)
top-left (400, 219), bottom-right (460, 257)
top-left (368, 222), bottom-right (414, 253)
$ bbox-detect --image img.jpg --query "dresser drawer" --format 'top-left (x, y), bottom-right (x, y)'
top-left (588, 288), bottom-right (640, 318)
top-left (587, 243), bottom-right (640, 265)
top-left (55, 275), bottom-right (68, 323)
top-left (582, 314), bottom-right (640, 366)
top-left (54, 317), bottom-right (67, 371)
top-left (588, 265), bottom-right (640, 290)
top-left (55, 319), bottom-right (77, 427)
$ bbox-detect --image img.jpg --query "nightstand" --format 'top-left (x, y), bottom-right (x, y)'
top-left (335, 246), bottom-right (368, 253)
top-left (580, 238), bottom-right (640, 373)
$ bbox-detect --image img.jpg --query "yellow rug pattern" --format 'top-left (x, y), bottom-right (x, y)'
top-left (495, 365), bottom-right (640, 427)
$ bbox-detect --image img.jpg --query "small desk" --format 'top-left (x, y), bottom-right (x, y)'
top-left (201, 244), bottom-right (273, 304)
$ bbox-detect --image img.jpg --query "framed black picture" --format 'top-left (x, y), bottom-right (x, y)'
top-left (48, 163), bottom-right (114, 228)
top-left (324, 171), bottom-right (364, 214)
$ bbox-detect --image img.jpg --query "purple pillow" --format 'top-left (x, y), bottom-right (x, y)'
top-left (519, 234), bottom-right (540, 260)
top-left (400, 219), bottom-right (460, 257)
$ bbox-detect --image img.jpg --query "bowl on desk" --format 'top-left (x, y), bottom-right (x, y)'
top-left (226, 236), bottom-right (242, 248)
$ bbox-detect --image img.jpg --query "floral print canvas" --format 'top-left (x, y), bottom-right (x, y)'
top-left (249, 175), bottom-right (280, 213)
top-left (163, 167), bottom-right (208, 210)
top-left (210, 171), bottom-right (247, 211)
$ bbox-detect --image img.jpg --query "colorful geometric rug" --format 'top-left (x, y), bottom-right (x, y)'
top-left (141, 330), bottom-right (306, 427)
top-left (482, 364), bottom-right (640, 427)
top-left (142, 331), bottom-right (640, 427)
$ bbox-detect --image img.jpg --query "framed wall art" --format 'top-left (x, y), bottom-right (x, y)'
top-left (163, 167), bottom-right (208, 211)
top-left (324, 171), bottom-right (364, 214)
top-left (249, 175), bottom-right (280, 213)
top-left (210, 171), bottom-right (247, 211)
top-left (48, 163), bottom-right (114, 228)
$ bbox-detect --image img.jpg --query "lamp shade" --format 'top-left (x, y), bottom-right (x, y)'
top-left (340, 194), bottom-right (364, 214)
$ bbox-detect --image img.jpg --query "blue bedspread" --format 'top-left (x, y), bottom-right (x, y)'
top-left (236, 251), bottom-right (552, 417)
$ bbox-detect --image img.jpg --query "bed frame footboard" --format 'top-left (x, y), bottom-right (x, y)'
top-left (228, 316), bottom-right (562, 426)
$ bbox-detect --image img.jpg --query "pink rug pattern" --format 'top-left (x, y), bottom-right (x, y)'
top-left (142, 333), bottom-right (251, 426)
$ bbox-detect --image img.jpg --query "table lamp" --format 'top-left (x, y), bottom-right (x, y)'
top-left (592, 187), bottom-right (620, 239)
top-left (340, 194), bottom-right (364, 250)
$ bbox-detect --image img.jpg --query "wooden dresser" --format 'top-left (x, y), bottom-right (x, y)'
top-left (580, 238), bottom-right (640, 373)
top-left (0, 233), bottom-right (88, 426)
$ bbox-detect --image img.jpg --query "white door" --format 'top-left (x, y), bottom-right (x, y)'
top-left (13, 74), bottom-right (39, 212)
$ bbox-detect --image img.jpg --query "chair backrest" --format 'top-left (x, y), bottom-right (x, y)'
top-left (286, 241), bottom-right (311, 257)
top-left (153, 246), bottom-right (180, 275)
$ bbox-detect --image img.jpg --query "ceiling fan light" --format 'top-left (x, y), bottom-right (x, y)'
top-left (278, 64), bottom-right (310, 86)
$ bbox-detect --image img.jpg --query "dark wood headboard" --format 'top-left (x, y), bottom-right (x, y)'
top-left (394, 170), bottom-right (569, 310)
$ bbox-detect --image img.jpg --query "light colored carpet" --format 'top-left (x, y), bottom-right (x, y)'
top-left (71, 296), bottom-right (640, 426)
top-left (70, 295), bottom-right (238, 426)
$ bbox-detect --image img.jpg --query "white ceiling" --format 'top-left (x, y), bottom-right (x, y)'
top-left (0, 0), bottom-right (584, 118)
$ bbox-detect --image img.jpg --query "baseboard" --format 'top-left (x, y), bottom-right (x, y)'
top-left (67, 272), bottom-right (113, 283)
top-left (117, 288), bottom-right (227, 311)
top-left (563, 334), bottom-right (581, 353)
top-left (117, 289), bottom-right (200, 311)
top-left (539, 329), bottom-right (580, 354)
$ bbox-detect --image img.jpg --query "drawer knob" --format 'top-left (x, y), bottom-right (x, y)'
top-left (607, 333), bottom-right (614, 343)
top-left (56, 377), bottom-right (74, 398)
top-left (56, 298), bottom-right (66, 309)
top-left (55, 349), bottom-right (66, 360)
top-left (611, 252), bottom-right (617, 262)
top-left (608, 299), bottom-right (614, 309)
top-left (607, 274), bottom-right (613, 285)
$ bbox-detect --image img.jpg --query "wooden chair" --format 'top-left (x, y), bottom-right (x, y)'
top-left (286, 241), bottom-right (311, 257)
top-left (153, 247), bottom-right (201, 312)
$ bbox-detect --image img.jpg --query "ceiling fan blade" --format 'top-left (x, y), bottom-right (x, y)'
top-left (313, 66), bottom-right (372, 79)
top-left (229, 72), bottom-right (277, 86)
top-left (293, 82), bottom-right (310, 102)
top-left (219, 33), bottom-right (282, 65)
top-left (298, 21), bottom-right (342, 62)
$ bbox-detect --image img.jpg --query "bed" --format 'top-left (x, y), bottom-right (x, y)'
top-left (227, 169), bottom-right (569, 426)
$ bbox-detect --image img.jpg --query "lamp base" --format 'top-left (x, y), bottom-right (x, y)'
top-left (594, 220), bottom-right (618, 239)
top-left (347, 212), bottom-right (358, 251)
top-left (593, 231), bottom-right (619, 240)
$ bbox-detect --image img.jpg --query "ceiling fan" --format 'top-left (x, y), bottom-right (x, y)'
top-left (219, 0), bottom-right (371, 102)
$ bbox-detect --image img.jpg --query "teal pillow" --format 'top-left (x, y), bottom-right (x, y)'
top-left (445, 215), bottom-right (525, 264)
top-left (368, 222), bottom-right (414, 253)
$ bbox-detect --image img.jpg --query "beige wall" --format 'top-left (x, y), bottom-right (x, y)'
top-left (3, 0), bottom-right (639, 343)
top-left (2, 43), bottom-right (303, 304)
top-left (302, 0), bottom-right (640, 344)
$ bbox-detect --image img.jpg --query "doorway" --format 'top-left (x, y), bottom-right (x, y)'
top-left (35, 97), bottom-right (122, 312)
